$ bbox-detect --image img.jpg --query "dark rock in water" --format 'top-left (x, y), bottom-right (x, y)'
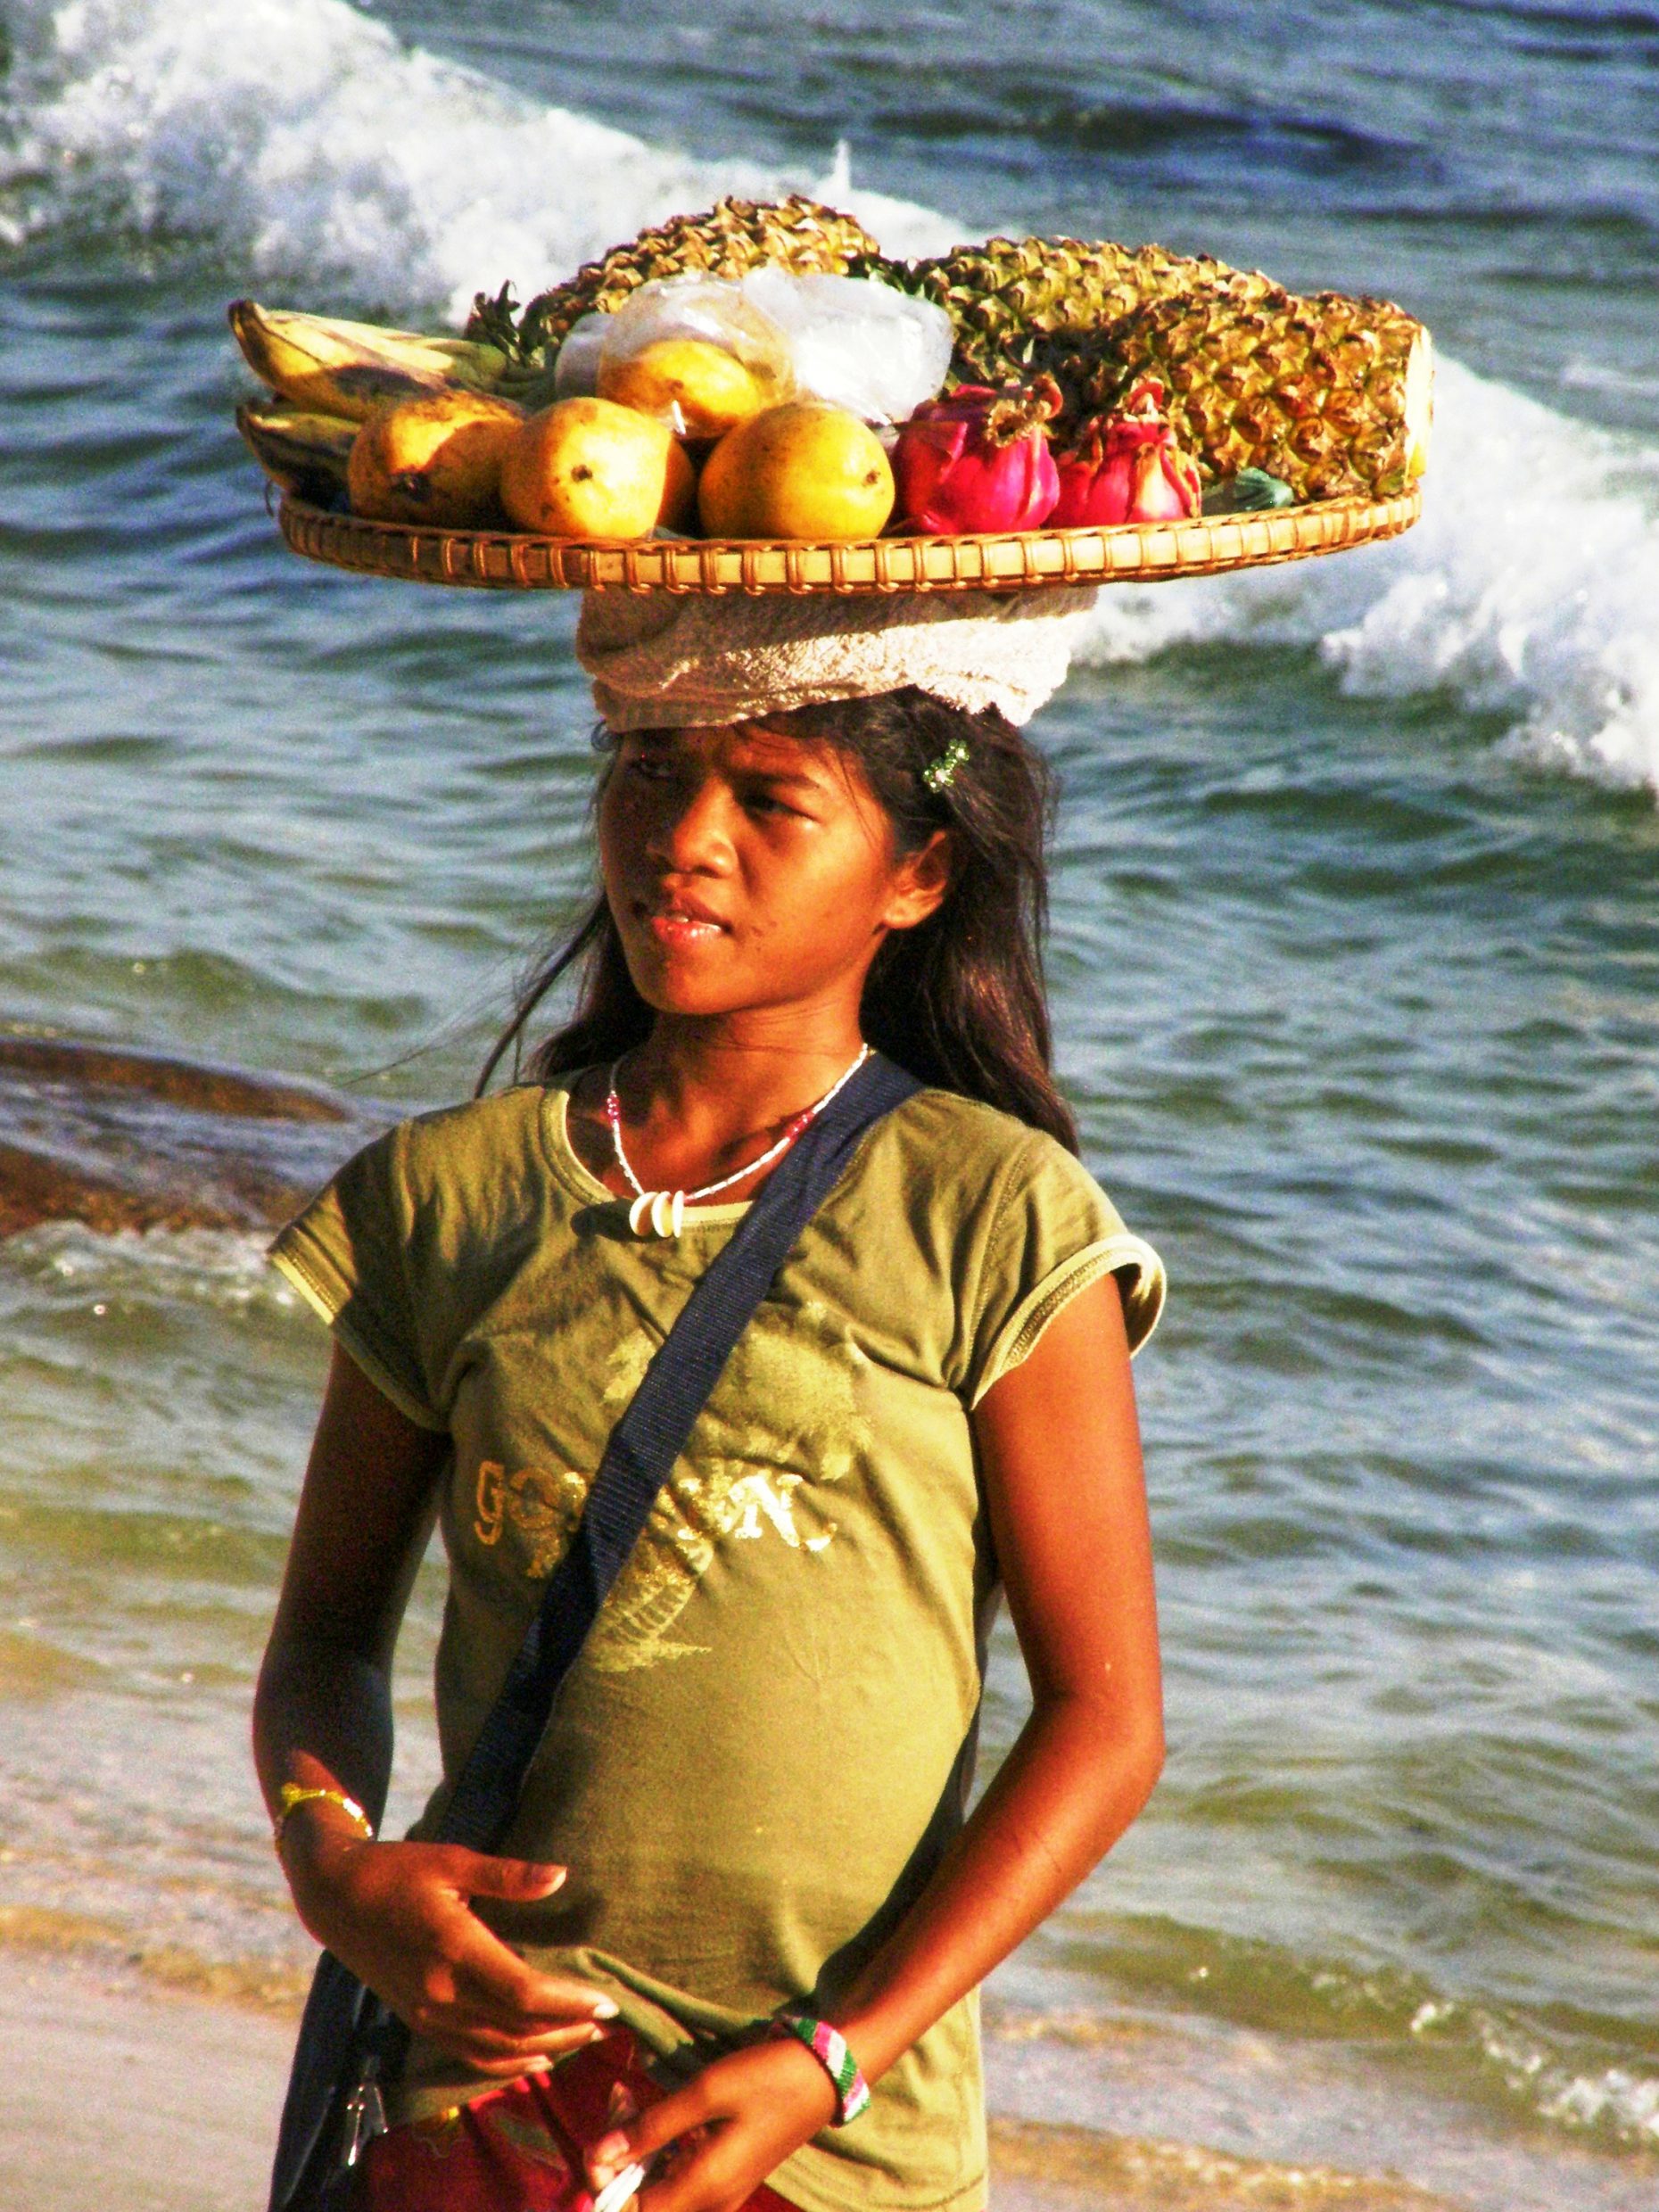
top-left (0, 1036), bottom-right (398, 1239)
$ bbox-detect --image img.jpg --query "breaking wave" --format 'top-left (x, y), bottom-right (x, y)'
top-left (1041, 1921), bottom-right (1659, 2162)
top-left (3, 0), bottom-right (1658, 790)
top-left (0, 0), bottom-right (955, 308)
top-left (1068, 359), bottom-right (1659, 795)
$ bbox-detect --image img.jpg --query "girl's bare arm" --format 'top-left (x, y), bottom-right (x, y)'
top-left (598, 1271), bottom-right (1163, 2212)
top-left (833, 1267), bottom-right (1164, 2066)
top-left (253, 1346), bottom-right (620, 2072)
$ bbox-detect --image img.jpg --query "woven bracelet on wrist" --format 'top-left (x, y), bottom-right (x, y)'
top-left (770, 2011), bottom-right (871, 2126)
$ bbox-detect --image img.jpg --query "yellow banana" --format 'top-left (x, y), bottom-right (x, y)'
top-left (228, 300), bottom-right (515, 422)
top-left (235, 400), bottom-right (359, 501)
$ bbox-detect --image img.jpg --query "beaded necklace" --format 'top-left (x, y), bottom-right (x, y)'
top-left (605, 1044), bottom-right (871, 1238)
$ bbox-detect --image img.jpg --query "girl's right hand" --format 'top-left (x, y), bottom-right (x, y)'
top-left (282, 1815), bottom-right (619, 2076)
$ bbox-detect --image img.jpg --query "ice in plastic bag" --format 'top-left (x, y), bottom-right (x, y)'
top-left (739, 270), bottom-right (954, 424)
top-left (590, 278), bottom-right (795, 437)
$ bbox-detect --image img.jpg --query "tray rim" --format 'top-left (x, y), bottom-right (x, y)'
top-left (275, 486), bottom-right (1423, 595)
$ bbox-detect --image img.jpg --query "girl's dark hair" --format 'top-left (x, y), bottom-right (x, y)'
top-left (477, 688), bottom-right (1077, 1151)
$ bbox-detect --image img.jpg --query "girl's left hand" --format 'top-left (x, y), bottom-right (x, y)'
top-left (587, 2036), bottom-right (838, 2212)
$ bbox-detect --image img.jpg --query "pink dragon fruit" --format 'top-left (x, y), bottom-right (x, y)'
top-left (1050, 378), bottom-right (1203, 528)
top-left (892, 378), bottom-right (1061, 535)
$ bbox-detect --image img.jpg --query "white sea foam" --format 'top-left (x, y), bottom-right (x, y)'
top-left (1068, 359), bottom-right (1659, 795)
top-left (4, 1218), bottom-right (296, 1312)
top-left (1410, 1996), bottom-right (1659, 2150)
top-left (1537, 2064), bottom-right (1659, 2147)
top-left (0, 0), bottom-right (954, 308)
top-left (4, 0), bottom-right (1659, 793)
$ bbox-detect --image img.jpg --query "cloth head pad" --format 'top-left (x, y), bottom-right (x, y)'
top-left (577, 584), bottom-right (1100, 730)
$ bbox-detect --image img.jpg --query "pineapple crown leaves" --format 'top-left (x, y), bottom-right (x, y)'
top-left (464, 277), bottom-right (565, 365)
top-left (463, 195), bottom-right (881, 367)
top-left (466, 281), bottom-right (542, 365)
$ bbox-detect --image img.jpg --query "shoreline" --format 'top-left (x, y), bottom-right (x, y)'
top-left (0, 1946), bottom-right (1443, 2212)
top-left (4, 1944), bottom-right (1651, 2212)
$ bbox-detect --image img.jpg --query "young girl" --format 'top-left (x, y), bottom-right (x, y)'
top-left (255, 617), bottom-right (1166, 2212)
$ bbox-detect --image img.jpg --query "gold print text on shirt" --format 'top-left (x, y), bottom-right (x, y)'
top-left (474, 1459), bottom-right (504, 1545)
top-left (471, 1300), bottom-right (872, 1673)
top-left (473, 1458), bottom-right (585, 1576)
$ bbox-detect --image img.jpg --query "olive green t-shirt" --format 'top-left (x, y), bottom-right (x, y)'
top-left (268, 1079), bottom-right (1164, 2212)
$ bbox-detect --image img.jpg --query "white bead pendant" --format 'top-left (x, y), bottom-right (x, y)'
top-left (628, 1189), bottom-right (687, 1238)
top-left (607, 1042), bottom-right (871, 1240)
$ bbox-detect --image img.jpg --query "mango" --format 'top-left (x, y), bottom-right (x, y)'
top-left (598, 338), bottom-right (765, 440)
top-left (346, 391), bottom-right (524, 526)
top-left (697, 403), bottom-right (895, 541)
top-left (499, 398), bottom-right (695, 538)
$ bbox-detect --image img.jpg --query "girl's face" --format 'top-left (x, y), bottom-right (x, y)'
top-left (597, 720), bottom-right (949, 1025)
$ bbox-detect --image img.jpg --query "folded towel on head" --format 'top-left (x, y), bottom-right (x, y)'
top-left (576, 584), bottom-right (1099, 730)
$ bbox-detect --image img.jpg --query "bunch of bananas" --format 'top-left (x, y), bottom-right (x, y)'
top-left (232, 194), bottom-right (885, 510)
top-left (230, 301), bottom-right (541, 507)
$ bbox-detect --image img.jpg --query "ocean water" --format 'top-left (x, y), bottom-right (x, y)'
top-left (2, 2), bottom-right (1657, 2207)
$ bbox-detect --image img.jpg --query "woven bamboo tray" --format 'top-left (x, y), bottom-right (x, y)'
top-left (276, 487), bottom-right (1420, 596)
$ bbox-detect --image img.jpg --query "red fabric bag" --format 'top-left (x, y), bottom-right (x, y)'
top-left (356, 2029), bottom-right (796, 2212)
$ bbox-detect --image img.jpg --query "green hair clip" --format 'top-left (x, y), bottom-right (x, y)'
top-left (921, 736), bottom-right (970, 794)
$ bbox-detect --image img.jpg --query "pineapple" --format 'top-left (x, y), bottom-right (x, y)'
top-left (468, 195), bottom-right (882, 370)
top-left (863, 235), bottom-right (1431, 503)
top-left (852, 235), bottom-right (1282, 388)
top-left (1033, 288), bottom-right (1432, 501)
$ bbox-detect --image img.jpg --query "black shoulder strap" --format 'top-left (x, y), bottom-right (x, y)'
top-left (435, 1052), bottom-right (920, 1854)
top-left (269, 1052), bottom-right (921, 2211)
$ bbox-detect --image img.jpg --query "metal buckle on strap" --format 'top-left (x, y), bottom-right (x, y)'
top-left (341, 2070), bottom-right (388, 2167)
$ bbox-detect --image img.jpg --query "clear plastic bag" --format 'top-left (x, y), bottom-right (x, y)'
top-left (590, 278), bottom-right (795, 436)
top-left (551, 313), bottom-right (609, 399)
top-left (739, 269), bottom-right (954, 424)
top-left (554, 269), bottom-right (956, 430)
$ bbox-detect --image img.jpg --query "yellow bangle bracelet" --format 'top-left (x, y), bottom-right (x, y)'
top-left (274, 1784), bottom-right (375, 1852)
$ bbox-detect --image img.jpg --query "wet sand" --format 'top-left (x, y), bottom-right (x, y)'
top-left (0, 1951), bottom-right (292, 2212)
top-left (0, 1951), bottom-right (1457, 2212)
